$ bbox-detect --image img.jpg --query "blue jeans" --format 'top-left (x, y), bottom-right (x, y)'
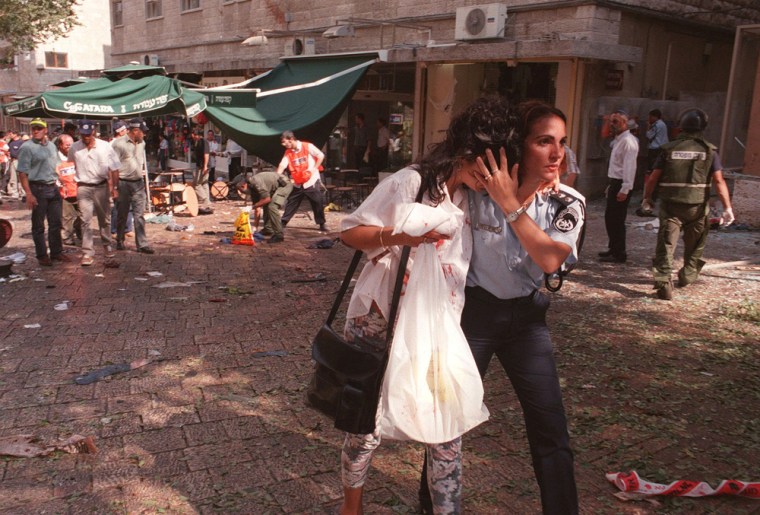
top-left (29, 182), bottom-right (63, 259)
top-left (461, 286), bottom-right (578, 514)
top-left (111, 204), bottom-right (133, 234)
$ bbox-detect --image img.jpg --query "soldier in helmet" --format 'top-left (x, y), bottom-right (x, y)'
top-left (643, 108), bottom-right (734, 300)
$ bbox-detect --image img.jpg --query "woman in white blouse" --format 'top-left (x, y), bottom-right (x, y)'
top-left (338, 97), bottom-right (522, 515)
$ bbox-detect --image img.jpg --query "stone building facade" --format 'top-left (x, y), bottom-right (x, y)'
top-left (112, 2), bottom-right (760, 193)
top-left (0, 0), bottom-right (113, 132)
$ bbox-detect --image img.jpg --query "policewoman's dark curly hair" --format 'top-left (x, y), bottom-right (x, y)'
top-left (413, 96), bottom-right (521, 205)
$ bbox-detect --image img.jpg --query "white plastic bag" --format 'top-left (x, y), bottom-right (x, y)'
top-left (379, 244), bottom-right (489, 444)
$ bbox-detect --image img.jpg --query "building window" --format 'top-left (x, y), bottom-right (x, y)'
top-left (145, 0), bottom-right (162, 19)
top-left (180, 0), bottom-right (200, 11)
top-left (45, 52), bottom-right (68, 68)
top-left (112, 0), bottom-right (123, 26)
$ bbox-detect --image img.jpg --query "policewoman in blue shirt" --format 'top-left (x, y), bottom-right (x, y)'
top-left (462, 101), bottom-right (583, 514)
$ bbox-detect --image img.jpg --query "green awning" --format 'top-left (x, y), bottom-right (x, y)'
top-left (102, 63), bottom-right (167, 78)
top-left (204, 54), bottom-right (377, 165)
top-left (2, 75), bottom-right (207, 119)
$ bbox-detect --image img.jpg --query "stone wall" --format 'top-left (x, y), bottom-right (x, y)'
top-left (731, 173), bottom-right (760, 227)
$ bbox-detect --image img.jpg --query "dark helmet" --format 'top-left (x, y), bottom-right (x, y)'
top-left (678, 108), bottom-right (708, 132)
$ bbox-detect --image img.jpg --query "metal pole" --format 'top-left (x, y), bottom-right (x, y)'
top-left (720, 25), bottom-right (744, 156)
top-left (661, 41), bottom-right (672, 100)
top-left (143, 146), bottom-right (152, 213)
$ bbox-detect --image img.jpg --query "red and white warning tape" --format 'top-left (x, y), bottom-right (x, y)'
top-left (607, 471), bottom-right (760, 498)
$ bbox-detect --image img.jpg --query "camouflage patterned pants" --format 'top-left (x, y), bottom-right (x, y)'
top-left (341, 309), bottom-right (463, 514)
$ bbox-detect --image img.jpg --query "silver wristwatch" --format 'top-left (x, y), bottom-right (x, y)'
top-left (505, 204), bottom-right (527, 223)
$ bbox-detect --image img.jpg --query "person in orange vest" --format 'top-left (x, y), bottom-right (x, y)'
top-left (276, 131), bottom-right (327, 232)
top-left (55, 134), bottom-right (82, 246)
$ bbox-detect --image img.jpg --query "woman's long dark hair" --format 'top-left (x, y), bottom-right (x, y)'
top-left (413, 96), bottom-right (521, 204)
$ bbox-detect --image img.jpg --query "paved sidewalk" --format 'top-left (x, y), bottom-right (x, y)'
top-left (0, 195), bottom-right (758, 514)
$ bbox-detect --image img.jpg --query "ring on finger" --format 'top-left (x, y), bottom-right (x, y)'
top-left (484, 174), bottom-right (493, 181)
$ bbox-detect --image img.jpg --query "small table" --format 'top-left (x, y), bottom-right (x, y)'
top-left (336, 169), bottom-right (359, 186)
top-left (151, 171), bottom-right (189, 215)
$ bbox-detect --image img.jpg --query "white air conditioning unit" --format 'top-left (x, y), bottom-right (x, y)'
top-left (286, 37), bottom-right (316, 56)
top-left (455, 3), bottom-right (507, 41)
top-left (142, 53), bottom-right (159, 66)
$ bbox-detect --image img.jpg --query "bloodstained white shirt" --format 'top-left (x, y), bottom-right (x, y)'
top-left (341, 167), bottom-right (472, 321)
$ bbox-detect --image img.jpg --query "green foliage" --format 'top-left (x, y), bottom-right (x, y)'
top-left (0, 0), bottom-right (80, 54)
top-left (721, 297), bottom-right (760, 324)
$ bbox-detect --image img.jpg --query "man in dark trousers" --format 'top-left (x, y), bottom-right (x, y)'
top-left (277, 131), bottom-right (327, 232)
top-left (17, 119), bottom-right (68, 266)
top-left (191, 130), bottom-right (213, 215)
top-left (599, 110), bottom-right (639, 263)
top-left (644, 108), bottom-right (734, 300)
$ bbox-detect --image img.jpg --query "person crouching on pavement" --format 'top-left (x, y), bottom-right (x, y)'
top-left (643, 108), bottom-right (734, 301)
top-left (239, 171), bottom-right (293, 243)
top-left (17, 118), bottom-right (68, 266)
top-left (111, 118), bottom-right (154, 254)
top-left (277, 131), bottom-right (328, 232)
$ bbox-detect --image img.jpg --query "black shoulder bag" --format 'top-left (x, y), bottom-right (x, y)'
top-left (307, 180), bottom-right (423, 434)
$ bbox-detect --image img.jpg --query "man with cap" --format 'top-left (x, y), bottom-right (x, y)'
top-left (111, 118), bottom-right (153, 254)
top-left (68, 119), bottom-right (121, 266)
top-left (16, 118), bottom-right (69, 266)
top-left (109, 121), bottom-right (134, 237)
top-left (599, 110), bottom-right (639, 263)
top-left (643, 108), bottom-right (734, 300)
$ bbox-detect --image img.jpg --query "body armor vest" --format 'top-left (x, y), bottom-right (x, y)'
top-left (658, 134), bottom-right (716, 204)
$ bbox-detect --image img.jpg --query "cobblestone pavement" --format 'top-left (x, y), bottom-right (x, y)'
top-left (0, 194), bottom-right (758, 514)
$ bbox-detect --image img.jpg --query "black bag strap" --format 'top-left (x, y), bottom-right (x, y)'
top-left (326, 175), bottom-right (425, 344)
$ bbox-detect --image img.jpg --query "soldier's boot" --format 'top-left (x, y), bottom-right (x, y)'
top-left (677, 259), bottom-right (706, 287)
top-left (655, 280), bottom-right (673, 301)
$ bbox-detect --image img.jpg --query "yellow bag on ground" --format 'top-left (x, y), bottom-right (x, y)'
top-left (232, 210), bottom-right (255, 246)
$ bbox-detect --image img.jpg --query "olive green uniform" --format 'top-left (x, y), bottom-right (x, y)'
top-left (246, 171), bottom-right (293, 238)
top-left (652, 133), bottom-right (717, 287)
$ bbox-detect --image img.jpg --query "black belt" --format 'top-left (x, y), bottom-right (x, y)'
top-left (29, 181), bottom-right (56, 186)
top-left (119, 178), bottom-right (144, 183)
top-left (78, 181), bottom-right (107, 187)
top-left (465, 285), bottom-right (537, 305)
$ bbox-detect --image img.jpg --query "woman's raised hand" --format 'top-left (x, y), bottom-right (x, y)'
top-left (475, 148), bottom-right (521, 212)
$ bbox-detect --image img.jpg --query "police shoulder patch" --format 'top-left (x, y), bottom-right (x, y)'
top-left (553, 206), bottom-right (579, 233)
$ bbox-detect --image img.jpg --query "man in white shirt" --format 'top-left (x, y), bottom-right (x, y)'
top-left (225, 137), bottom-right (243, 181)
top-left (599, 111), bottom-right (639, 263)
top-left (68, 120), bottom-right (121, 266)
top-left (206, 130), bottom-right (220, 184)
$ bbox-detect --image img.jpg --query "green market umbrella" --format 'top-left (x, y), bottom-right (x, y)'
top-left (204, 54), bottom-right (377, 164)
top-left (2, 74), bottom-right (208, 119)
